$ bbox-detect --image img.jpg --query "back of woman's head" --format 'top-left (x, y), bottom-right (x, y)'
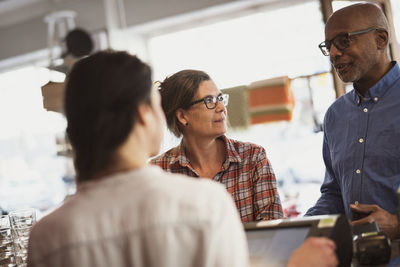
top-left (65, 50), bottom-right (152, 182)
top-left (158, 69), bottom-right (210, 137)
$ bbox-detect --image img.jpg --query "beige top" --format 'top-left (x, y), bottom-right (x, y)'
top-left (27, 165), bottom-right (249, 267)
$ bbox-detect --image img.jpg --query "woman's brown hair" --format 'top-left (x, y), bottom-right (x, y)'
top-left (158, 70), bottom-right (210, 137)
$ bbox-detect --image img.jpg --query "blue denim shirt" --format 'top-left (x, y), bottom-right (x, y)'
top-left (306, 62), bottom-right (400, 219)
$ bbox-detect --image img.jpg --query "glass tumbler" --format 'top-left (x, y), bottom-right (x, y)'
top-left (9, 209), bottom-right (36, 267)
top-left (0, 215), bottom-right (16, 267)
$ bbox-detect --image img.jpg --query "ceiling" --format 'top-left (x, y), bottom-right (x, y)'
top-left (0, 0), bottom-right (311, 71)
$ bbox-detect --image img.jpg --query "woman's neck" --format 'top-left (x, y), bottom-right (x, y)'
top-left (94, 154), bottom-right (147, 180)
top-left (95, 131), bottom-right (150, 179)
top-left (183, 135), bottom-right (226, 178)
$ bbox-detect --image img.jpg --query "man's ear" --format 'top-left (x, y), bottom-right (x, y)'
top-left (375, 29), bottom-right (389, 50)
top-left (175, 108), bottom-right (188, 127)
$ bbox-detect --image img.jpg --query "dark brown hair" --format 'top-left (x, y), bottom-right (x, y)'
top-left (158, 69), bottom-right (210, 137)
top-left (65, 50), bottom-right (152, 182)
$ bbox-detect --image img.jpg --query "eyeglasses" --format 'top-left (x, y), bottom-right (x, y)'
top-left (189, 94), bottom-right (229, 109)
top-left (319, 27), bottom-right (378, 56)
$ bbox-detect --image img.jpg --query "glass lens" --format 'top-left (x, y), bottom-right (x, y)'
top-left (333, 34), bottom-right (350, 50)
top-left (220, 94), bottom-right (229, 106)
top-left (318, 42), bottom-right (329, 56)
top-left (203, 94), bottom-right (229, 109)
top-left (204, 96), bottom-right (216, 109)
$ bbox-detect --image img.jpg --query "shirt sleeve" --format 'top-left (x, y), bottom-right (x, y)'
top-left (253, 147), bottom-right (283, 220)
top-left (305, 130), bottom-right (345, 216)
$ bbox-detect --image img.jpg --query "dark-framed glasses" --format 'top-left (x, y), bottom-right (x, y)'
top-left (189, 93), bottom-right (229, 109)
top-left (319, 27), bottom-right (378, 56)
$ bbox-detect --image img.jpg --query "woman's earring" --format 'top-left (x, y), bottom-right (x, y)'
top-left (185, 122), bottom-right (189, 126)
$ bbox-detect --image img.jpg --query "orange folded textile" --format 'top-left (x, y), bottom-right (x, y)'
top-left (247, 76), bottom-right (294, 124)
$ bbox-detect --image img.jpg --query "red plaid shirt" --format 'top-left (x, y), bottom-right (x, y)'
top-left (151, 135), bottom-right (283, 222)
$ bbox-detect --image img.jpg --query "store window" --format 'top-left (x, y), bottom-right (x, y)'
top-left (389, 1), bottom-right (400, 46)
top-left (0, 67), bottom-right (70, 215)
top-left (147, 1), bottom-right (336, 216)
top-left (149, 2), bottom-right (329, 88)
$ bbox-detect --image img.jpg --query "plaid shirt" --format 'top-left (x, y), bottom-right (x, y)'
top-left (151, 135), bottom-right (283, 222)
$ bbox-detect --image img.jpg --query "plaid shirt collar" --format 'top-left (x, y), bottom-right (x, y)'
top-left (168, 135), bottom-right (242, 170)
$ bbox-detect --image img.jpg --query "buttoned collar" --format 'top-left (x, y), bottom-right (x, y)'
top-left (352, 61), bottom-right (400, 105)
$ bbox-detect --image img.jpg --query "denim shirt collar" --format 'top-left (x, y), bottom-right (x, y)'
top-left (352, 61), bottom-right (400, 104)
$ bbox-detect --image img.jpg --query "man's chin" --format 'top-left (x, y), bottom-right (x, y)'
top-left (337, 73), bottom-right (354, 83)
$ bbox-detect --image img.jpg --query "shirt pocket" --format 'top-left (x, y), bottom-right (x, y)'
top-left (370, 128), bottom-right (400, 159)
top-left (328, 121), bottom-right (353, 173)
top-left (366, 128), bottom-right (400, 179)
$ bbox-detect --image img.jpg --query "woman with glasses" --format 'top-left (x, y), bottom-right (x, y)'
top-left (151, 69), bottom-right (283, 222)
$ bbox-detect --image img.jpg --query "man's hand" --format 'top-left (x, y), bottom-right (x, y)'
top-left (287, 237), bottom-right (338, 267)
top-left (350, 202), bottom-right (399, 239)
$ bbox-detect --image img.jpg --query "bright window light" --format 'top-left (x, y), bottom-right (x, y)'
top-left (147, 1), bottom-right (335, 216)
top-left (390, 0), bottom-right (400, 43)
top-left (149, 1), bottom-right (329, 89)
top-left (0, 66), bottom-right (69, 214)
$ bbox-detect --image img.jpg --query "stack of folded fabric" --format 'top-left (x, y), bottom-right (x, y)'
top-left (222, 75), bottom-right (294, 128)
top-left (248, 76), bottom-right (294, 124)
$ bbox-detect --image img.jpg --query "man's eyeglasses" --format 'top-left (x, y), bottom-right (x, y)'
top-left (189, 94), bottom-right (229, 109)
top-left (319, 27), bottom-right (378, 56)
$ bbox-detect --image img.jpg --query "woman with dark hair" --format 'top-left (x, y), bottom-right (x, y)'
top-left (26, 51), bottom-right (250, 267)
top-left (151, 69), bottom-right (283, 222)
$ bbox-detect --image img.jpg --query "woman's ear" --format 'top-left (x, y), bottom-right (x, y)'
top-left (175, 108), bottom-right (188, 127)
top-left (375, 29), bottom-right (389, 50)
top-left (137, 102), bottom-right (150, 126)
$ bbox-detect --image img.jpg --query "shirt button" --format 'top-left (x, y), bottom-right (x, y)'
top-left (356, 169), bottom-right (361, 174)
top-left (374, 97), bottom-right (378, 102)
top-left (363, 108), bottom-right (368, 112)
top-left (359, 138), bottom-right (364, 143)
